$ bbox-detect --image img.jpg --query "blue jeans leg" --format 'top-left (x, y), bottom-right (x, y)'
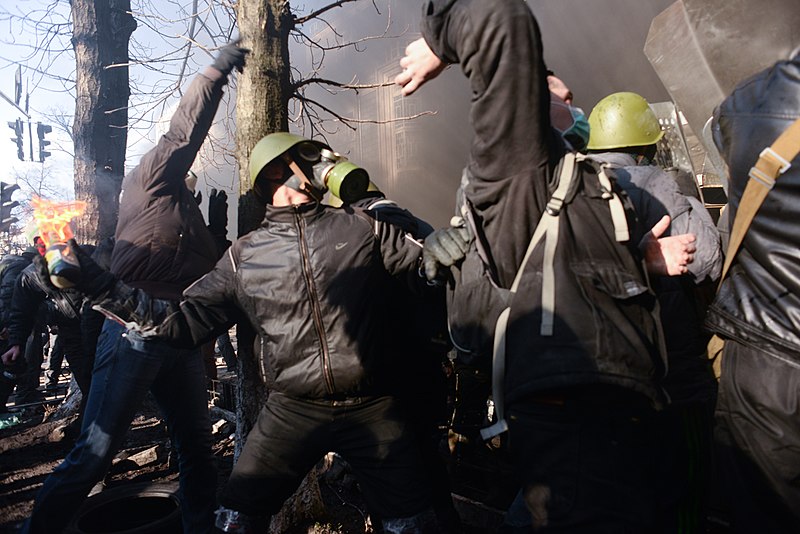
top-left (150, 338), bottom-right (216, 534)
top-left (23, 320), bottom-right (169, 534)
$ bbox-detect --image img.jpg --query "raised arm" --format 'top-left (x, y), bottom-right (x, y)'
top-left (124, 42), bottom-right (248, 197)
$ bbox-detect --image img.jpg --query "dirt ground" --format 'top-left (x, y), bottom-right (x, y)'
top-left (0, 381), bottom-right (376, 534)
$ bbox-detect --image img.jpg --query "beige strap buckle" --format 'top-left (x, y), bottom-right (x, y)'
top-left (759, 146), bottom-right (792, 174)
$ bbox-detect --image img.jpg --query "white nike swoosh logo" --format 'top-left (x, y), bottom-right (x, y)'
top-left (335, 242), bottom-right (348, 250)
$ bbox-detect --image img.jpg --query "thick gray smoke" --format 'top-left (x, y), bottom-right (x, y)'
top-left (290, 0), bottom-right (672, 228)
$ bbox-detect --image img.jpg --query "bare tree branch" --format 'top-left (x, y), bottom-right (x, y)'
top-left (293, 77), bottom-right (393, 92)
top-left (293, 0), bottom-right (366, 26)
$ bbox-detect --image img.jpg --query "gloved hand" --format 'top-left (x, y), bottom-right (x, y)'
top-left (211, 39), bottom-right (250, 75)
top-left (207, 188), bottom-right (228, 237)
top-left (422, 217), bottom-right (472, 282)
top-left (65, 239), bottom-right (118, 297)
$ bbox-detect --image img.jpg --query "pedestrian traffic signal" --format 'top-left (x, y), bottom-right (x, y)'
top-left (37, 122), bottom-right (52, 163)
top-left (7, 119), bottom-right (23, 161)
top-left (0, 181), bottom-right (20, 233)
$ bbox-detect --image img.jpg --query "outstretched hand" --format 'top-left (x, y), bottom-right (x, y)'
top-left (211, 39), bottom-right (250, 75)
top-left (394, 38), bottom-right (447, 96)
top-left (640, 215), bottom-right (696, 276)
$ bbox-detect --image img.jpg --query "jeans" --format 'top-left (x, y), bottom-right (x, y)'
top-left (23, 319), bottom-right (216, 534)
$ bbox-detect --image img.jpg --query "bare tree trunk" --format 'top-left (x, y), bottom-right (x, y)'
top-left (233, 3), bottom-right (326, 529)
top-left (233, 0), bottom-right (293, 454)
top-left (71, 0), bottom-right (135, 243)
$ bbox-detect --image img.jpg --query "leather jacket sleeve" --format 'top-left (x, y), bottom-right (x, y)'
top-left (369, 215), bottom-right (430, 296)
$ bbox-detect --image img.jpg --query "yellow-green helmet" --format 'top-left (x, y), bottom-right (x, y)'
top-left (248, 132), bottom-right (327, 186)
top-left (587, 92), bottom-right (664, 150)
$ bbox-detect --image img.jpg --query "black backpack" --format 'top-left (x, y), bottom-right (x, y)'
top-left (447, 152), bottom-right (666, 439)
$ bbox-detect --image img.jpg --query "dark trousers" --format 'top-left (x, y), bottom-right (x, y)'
top-left (15, 330), bottom-right (45, 401)
top-left (653, 400), bottom-right (715, 534)
top-left (715, 340), bottom-right (800, 533)
top-left (506, 387), bottom-right (658, 533)
top-left (220, 392), bottom-right (433, 520)
top-left (22, 319), bottom-right (216, 534)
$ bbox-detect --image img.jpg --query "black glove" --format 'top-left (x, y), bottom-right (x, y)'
top-left (67, 239), bottom-right (118, 297)
top-left (422, 218), bottom-right (471, 282)
top-left (207, 188), bottom-right (228, 237)
top-left (211, 40), bottom-right (250, 75)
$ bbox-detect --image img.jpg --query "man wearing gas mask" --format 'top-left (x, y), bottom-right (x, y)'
top-left (65, 132), bottom-right (441, 533)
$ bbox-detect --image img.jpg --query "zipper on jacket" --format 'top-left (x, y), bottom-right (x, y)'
top-left (295, 209), bottom-right (336, 395)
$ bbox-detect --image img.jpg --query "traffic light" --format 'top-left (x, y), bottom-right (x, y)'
top-left (37, 122), bottom-right (52, 162)
top-left (0, 182), bottom-right (20, 233)
top-left (7, 119), bottom-right (23, 161)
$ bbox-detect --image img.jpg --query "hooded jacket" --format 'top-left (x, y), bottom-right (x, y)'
top-left (421, 0), bottom-right (663, 404)
top-left (111, 69), bottom-right (224, 300)
top-left (705, 55), bottom-right (800, 359)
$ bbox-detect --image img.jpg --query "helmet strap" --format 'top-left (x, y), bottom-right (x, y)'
top-left (282, 154), bottom-right (324, 202)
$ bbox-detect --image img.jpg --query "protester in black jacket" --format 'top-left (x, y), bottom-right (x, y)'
top-left (73, 132), bottom-right (440, 533)
top-left (706, 52), bottom-right (800, 533)
top-left (0, 246), bottom-right (46, 408)
top-left (1, 245), bottom-right (97, 424)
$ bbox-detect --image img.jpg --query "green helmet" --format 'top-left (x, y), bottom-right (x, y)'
top-left (587, 92), bottom-right (664, 150)
top-left (248, 132), bottom-right (327, 186)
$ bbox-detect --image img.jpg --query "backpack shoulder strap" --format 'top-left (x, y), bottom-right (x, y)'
top-left (719, 117), bottom-right (800, 288)
top-left (481, 152), bottom-right (579, 441)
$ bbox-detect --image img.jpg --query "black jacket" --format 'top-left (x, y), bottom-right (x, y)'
top-left (6, 263), bottom-right (84, 348)
top-left (0, 250), bottom-right (37, 328)
top-left (102, 202), bottom-right (428, 400)
top-left (111, 68), bottom-right (224, 300)
top-left (706, 55), bottom-right (800, 359)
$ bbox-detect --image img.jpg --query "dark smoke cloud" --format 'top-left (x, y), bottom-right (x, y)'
top-left (291, 0), bottom-right (672, 229)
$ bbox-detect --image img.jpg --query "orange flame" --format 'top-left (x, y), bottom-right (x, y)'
top-left (31, 197), bottom-right (87, 247)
